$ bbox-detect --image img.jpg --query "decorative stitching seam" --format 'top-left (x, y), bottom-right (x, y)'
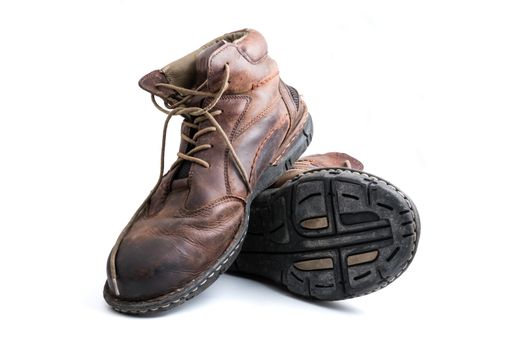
top-left (224, 149), bottom-right (231, 194)
top-left (251, 71), bottom-right (279, 89)
top-left (220, 95), bottom-right (251, 195)
top-left (179, 196), bottom-right (245, 217)
top-left (237, 47), bottom-right (268, 64)
top-left (272, 115), bottom-right (308, 165)
top-left (227, 95), bottom-right (252, 140)
top-left (234, 94), bottom-right (280, 138)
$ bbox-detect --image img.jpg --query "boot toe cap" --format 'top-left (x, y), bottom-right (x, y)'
top-left (106, 232), bottom-right (202, 300)
top-left (106, 201), bottom-right (244, 301)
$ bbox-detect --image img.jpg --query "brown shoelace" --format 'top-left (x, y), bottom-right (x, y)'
top-left (108, 64), bottom-right (250, 296)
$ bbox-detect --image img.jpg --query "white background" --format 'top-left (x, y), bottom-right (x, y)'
top-left (1, 0), bottom-right (524, 349)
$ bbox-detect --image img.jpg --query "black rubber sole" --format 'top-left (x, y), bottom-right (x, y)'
top-left (103, 114), bottom-right (313, 314)
top-left (229, 168), bottom-right (420, 301)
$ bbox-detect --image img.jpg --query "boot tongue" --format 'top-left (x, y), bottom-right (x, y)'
top-left (139, 40), bottom-right (227, 184)
top-left (140, 39), bottom-right (225, 97)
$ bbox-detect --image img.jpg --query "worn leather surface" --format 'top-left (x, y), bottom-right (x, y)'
top-left (106, 29), bottom-right (308, 301)
top-left (273, 152), bottom-right (364, 187)
top-left (300, 152), bottom-right (364, 170)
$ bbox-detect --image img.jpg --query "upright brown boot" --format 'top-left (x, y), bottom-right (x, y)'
top-left (103, 29), bottom-right (313, 314)
top-left (229, 153), bottom-right (420, 300)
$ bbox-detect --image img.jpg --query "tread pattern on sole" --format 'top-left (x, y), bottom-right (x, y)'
top-left (229, 168), bottom-right (420, 301)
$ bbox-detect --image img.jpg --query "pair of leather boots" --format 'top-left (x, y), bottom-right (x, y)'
top-left (103, 29), bottom-right (420, 314)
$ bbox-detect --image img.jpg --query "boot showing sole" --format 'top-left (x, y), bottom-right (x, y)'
top-left (229, 168), bottom-right (420, 300)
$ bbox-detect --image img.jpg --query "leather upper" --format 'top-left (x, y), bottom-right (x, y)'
top-left (273, 152), bottom-right (364, 187)
top-left (106, 29), bottom-right (308, 300)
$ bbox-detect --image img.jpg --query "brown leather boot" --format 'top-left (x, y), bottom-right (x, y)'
top-left (229, 152), bottom-right (420, 301)
top-left (103, 29), bottom-right (313, 314)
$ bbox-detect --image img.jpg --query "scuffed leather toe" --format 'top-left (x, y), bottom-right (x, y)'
top-left (106, 198), bottom-right (244, 301)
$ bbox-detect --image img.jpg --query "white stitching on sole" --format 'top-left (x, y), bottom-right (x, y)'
top-left (114, 233), bottom-right (247, 314)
